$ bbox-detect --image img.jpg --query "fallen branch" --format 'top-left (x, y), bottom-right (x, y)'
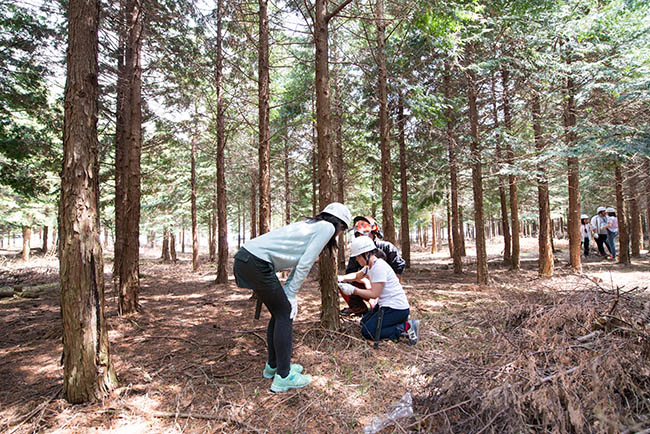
top-left (528, 366), bottom-right (580, 393)
top-left (140, 408), bottom-right (262, 432)
top-left (6, 386), bottom-right (62, 434)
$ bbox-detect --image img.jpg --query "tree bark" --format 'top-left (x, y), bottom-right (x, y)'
top-left (258, 0), bottom-right (271, 236)
top-left (250, 166), bottom-right (257, 239)
top-left (170, 231), bottom-right (177, 263)
top-left (615, 164), bottom-right (630, 264)
top-left (491, 75), bottom-right (511, 265)
top-left (447, 194), bottom-right (454, 258)
top-left (466, 46), bottom-right (488, 285)
top-left (332, 32), bottom-right (346, 269)
top-left (398, 92), bottom-right (410, 267)
top-left (645, 158), bottom-right (650, 250)
top-left (564, 71), bottom-right (581, 272)
top-left (42, 225), bottom-right (49, 254)
top-left (215, 0), bottom-right (229, 284)
top-left (60, 0), bottom-right (117, 402)
top-left (314, 0), bottom-right (352, 330)
top-left (532, 92), bottom-right (553, 278)
top-left (459, 206), bottom-right (466, 256)
top-left (444, 62), bottom-right (462, 273)
top-left (376, 0), bottom-right (395, 244)
top-left (501, 69), bottom-right (520, 270)
top-left (22, 226), bottom-right (31, 261)
top-left (191, 134), bottom-right (199, 271)
top-left (161, 227), bottom-right (170, 262)
top-left (627, 160), bottom-right (641, 257)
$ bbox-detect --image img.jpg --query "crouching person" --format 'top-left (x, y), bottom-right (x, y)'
top-left (338, 236), bottom-right (419, 345)
top-left (233, 202), bottom-right (352, 392)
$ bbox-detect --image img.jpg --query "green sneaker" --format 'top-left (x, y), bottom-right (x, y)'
top-left (262, 363), bottom-right (304, 379)
top-left (270, 372), bottom-right (311, 393)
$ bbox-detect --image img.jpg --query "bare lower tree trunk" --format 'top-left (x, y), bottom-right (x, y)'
top-left (502, 69), bottom-right (520, 270)
top-left (376, 0), bottom-right (395, 244)
top-left (398, 92), bottom-right (411, 267)
top-left (645, 158), bottom-right (650, 250)
top-left (191, 135), bottom-right (199, 271)
top-left (42, 225), bottom-right (49, 253)
top-left (466, 47), bottom-right (488, 285)
top-left (250, 167), bottom-right (257, 239)
top-left (532, 92), bottom-right (553, 278)
top-left (564, 71), bottom-right (581, 272)
top-left (161, 227), bottom-right (170, 262)
top-left (332, 33), bottom-right (346, 269)
top-left (459, 206), bottom-right (466, 256)
top-left (215, 0), bottom-right (229, 284)
top-left (170, 232), bottom-right (177, 263)
top-left (447, 195), bottom-right (454, 258)
top-left (444, 62), bottom-right (462, 273)
top-left (22, 226), bottom-right (31, 261)
top-left (491, 76), bottom-right (511, 265)
top-left (627, 161), bottom-right (641, 257)
top-left (258, 0), bottom-right (271, 236)
top-left (60, 0), bottom-right (117, 402)
top-left (431, 212), bottom-right (437, 253)
top-left (615, 164), bottom-right (630, 264)
top-left (314, 0), bottom-right (353, 330)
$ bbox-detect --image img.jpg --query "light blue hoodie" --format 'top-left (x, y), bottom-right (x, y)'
top-left (242, 220), bottom-right (335, 302)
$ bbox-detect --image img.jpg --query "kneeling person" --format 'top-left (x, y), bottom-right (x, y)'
top-left (339, 236), bottom-right (418, 345)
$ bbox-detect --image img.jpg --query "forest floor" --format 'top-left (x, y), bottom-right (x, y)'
top-left (1, 238), bottom-right (649, 433)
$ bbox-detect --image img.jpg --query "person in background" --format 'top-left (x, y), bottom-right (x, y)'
top-left (339, 216), bottom-right (406, 316)
top-left (605, 207), bottom-right (619, 260)
top-left (338, 236), bottom-right (419, 345)
top-left (590, 206), bottom-right (610, 258)
top-left (580, 214), bottom-right (593, 257)
top-left (233, 202), bottom-right (351, 393)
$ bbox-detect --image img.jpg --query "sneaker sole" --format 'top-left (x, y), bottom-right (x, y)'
top-left (269, 382), bottom-right (310, 393)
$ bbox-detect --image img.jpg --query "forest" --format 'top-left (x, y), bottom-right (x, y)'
top-left (1, 0), bottom-right (650, 432)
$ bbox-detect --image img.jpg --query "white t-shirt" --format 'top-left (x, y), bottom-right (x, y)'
top-left (367, 258), bottom-right (409, 310)
top-left (591, 214), bottom-right (609, 235)
top-left (580, 223), bottom-right (592, 240)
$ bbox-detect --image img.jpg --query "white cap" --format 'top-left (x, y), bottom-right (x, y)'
top-left (581, 214), bottom-right (589, 219)
top-left (606, 207), bottom-right (615, 213)
top-left (597, 206), bottom-right (607, 213)
top-left (349, 236), bottom-right (376, 257)
top-left (321, 202), bottom-right (352, 228)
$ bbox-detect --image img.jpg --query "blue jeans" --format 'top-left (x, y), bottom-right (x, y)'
top-left (606, 230), bottom-right (618, 259)
top-left (360, 304), bottom-right (409, 341)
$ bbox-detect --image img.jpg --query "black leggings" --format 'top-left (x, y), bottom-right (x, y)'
top-left (233, 248), bottom-right (293, 377)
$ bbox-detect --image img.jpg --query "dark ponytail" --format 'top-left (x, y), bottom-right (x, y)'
top-left (307, 212), bottom-right (348, 251)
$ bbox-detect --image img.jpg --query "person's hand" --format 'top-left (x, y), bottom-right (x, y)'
top-left (338, 283), bottom-right (356, 296)
top-left (289, 297), bottom-right (298, 320)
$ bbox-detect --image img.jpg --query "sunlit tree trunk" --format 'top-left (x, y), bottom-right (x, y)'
top-left (502, 69), bottom-right (520, 270)
top-left (22, 226), bottom-right (31, 261)
top-left (532, 92), bottom-right (553, 278)
top-left (60, 0), bottom-right (117, 402)
top-left (258, 0), bottom-right (271, 236)
top-left (466, 46), bottom-right (488, 284)
top-left (615, 164), bottom-right (630, 264)
top-left (161, 226), bottom-right (170, 262)
top-left (398, 92), bottom-right (410, 267)
top-left (444, 62), bottom-right (462, 273)
top-left (627, 160), bottom-right (641, 257)
top-left (564, 71), bottom-right (581, 272)
top-left (215, 0), bottom-right (228, 284)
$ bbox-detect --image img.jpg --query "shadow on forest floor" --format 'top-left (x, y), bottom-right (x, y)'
top-left (0, 239), bottom-right (649, 433)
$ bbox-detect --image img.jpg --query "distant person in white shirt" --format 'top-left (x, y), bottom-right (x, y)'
top-left (604, 207), bottom-right (619, 259)
top-left (590, 206), bottom-right (610, 258)
top-left (338, 236), bottom-right (419, 345)
top-left (580, 214), bottom-right (593, 257)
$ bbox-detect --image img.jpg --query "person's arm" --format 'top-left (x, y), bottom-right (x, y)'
top-left (352, 281), bottom-right (383, 299)
top-left (338, 268), bottom-right (367, 283)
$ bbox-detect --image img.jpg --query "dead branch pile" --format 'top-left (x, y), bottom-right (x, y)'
top-left (415, 284), bottom-right (650, 433)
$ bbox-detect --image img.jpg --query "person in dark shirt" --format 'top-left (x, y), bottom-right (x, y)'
top-left (339, 216), bottom-right (406, 316)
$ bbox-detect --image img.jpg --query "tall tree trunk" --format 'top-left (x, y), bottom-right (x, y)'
top-left (376, 0), bottom-right (395, 244)
top-left (444, 62), bottom-right (462, 273)
top-left (491, 75), bottom-right (511, 265)
top-left (191, 135), bottom-right (199, 271)
top-left (258, 0), bottom-right (271, 236)
top-left (216, 0), bottom-right (229, 284)
top-left (250, 167), bottom-right (257, 239)
top-left (115, 0), bottom-right (143, 314)
top-left (459, 206), bottom-right (466, 256)
top-left (466, 47), bottom-right (488, 285)
top-left (332, 32), bottom-right (346, 269)
top-left (60, 0), bottom-right (117, 402)
top-left (161, 227), bottom-right (170, 262)
top-left (627, 161), bottom-right (641, 257)
top-left (314, 0), bottom-right (353, 330)
top-left (645, 158), bottom-right (650, 250)
top-left (311, 98), bottom-right (318, 217)
top-left (615, 164), bottom-right (630, 264)
top-left (501, 69), bottom-right (520, 270)
top-left (42, 225), bottom-right (49, 253)
top-left (170, 231), bottom-right (177, 263)
top-left (532, 92), bottom-right (553, 278)
top-left (22, 226), bottom-right (31, 261)
top-left (431, 211), bottom-right (437, 253)
top-left (447, 194), bottom-right (454, 258)
top-left (564, 72), bottom-right (581, 272)
top-left (398, 92), bottom-right (410, 267)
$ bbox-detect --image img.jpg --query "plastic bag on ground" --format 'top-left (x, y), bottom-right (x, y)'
top-left (363, 392), bottom-right (413, 434)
